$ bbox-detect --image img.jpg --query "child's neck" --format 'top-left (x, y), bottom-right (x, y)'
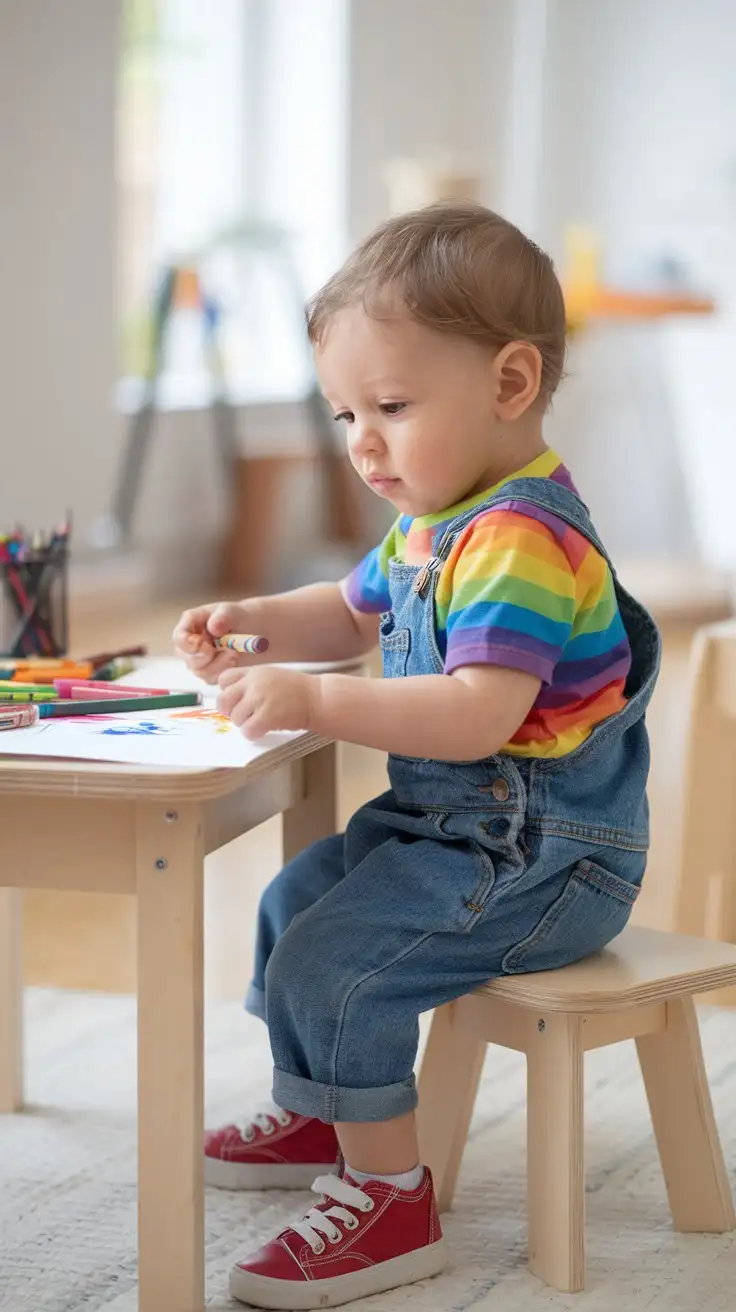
top-left (468, 417), bottom-right (548, 499)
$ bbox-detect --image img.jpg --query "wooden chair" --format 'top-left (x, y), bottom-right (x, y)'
top-left (676, 620), bottom-right (736, 1005)
top-left (417, 924), bottom-right (736, 1292)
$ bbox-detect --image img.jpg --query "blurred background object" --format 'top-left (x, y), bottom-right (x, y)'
top-left (1, 0), bottom-right (735, 991)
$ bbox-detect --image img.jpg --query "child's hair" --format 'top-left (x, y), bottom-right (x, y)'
top-left (306, 201), bottom-right (566, 405)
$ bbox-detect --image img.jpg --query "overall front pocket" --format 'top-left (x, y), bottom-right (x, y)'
top-left (379, 615), bottom-right (410, 679)
top-left (501, 857), bottom-right (640, 974)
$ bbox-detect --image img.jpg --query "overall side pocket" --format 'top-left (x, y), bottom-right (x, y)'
top-left (501, 857), bottom-right (641, 974)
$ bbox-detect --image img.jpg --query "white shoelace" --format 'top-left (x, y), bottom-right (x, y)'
top-left (290, 1175), bottom-right (375, 1254)
top-left (235, 1101), bottom-right (292, 1143)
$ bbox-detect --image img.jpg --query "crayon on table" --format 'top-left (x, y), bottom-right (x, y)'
top-left (214, 633), bottom-right (270, 655)
top-left (0, 703), bottom-right (40, 730)
top-left (38, 692), bottom-right (201, 718)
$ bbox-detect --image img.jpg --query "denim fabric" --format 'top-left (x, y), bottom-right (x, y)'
top-left (250, 477), bottom-right (661, 1123)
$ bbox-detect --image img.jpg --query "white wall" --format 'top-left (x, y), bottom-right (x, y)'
top-left (540, 0), bottom-right (736, 285)
top-left (348, 0), bottom-right (513, 238)
top-left (0, 0), bottom-right (119, 544)
top-left (538, 0), bottom-right (736, 558)
top-left (4, 0), bottom-right (731, 587)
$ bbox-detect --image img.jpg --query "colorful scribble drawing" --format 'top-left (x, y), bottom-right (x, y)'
top-left (97, 719), bottom-right (178, 737)
top-left (170, 708), bottom-right (233, 733)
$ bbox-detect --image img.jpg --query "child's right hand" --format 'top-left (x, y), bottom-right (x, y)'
top-left (172, 602), bottom-right (257, 684)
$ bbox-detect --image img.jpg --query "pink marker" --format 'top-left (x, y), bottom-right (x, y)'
top-left (54, 679), bottom-right (172, 699)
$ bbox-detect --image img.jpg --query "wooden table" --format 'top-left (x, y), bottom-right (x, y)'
top-left (0, 731), bottom-right (339, 1312)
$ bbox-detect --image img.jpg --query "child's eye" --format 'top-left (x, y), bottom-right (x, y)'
top-left (333, 411), bottom-right (354, 424)
top-left (380, 402), bottom-right (407, 415)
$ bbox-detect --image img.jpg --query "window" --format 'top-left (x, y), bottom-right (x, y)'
top-left (118, 0), bottom-right (348, 406)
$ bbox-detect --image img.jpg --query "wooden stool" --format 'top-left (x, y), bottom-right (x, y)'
top-left (417, 924), bottom-right (736, 1293)
top-left (677, 621), bottom-right (736, 1004)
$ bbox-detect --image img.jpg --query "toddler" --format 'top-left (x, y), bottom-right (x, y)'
top-left (174, 201), bottom-right (660, 1309)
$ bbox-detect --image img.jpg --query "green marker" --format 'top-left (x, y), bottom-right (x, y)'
top-left (0, 689), bottom-right (58, 702)
top-left (38, 692), bottom-right (201, 718)
top-left (0, 681), bottom-right (56, 694)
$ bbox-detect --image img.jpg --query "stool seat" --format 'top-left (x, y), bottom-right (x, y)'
top-left (481, 924), bottom-right (736, 1012)
top-left (418, 925), bottom-right (736, 1294)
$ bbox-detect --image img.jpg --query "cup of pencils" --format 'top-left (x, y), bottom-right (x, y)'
top-left (0, 519), bottom-right (71, 658)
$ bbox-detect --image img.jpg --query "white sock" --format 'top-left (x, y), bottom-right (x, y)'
top-left (346, 1162), bottom-right (425, 1192)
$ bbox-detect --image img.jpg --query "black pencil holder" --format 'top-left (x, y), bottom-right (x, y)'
top-left (0, 545), bottom-right (70, 658)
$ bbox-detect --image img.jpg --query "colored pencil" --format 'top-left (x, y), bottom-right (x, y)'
top-left (53, 679), bottom-right (172, 698)
top-left (215, 633), bottom-right (270, 655)
top-left (0, 703), bottom-right (40, 730)
top-left (38, 692), bottom-right (200, 718)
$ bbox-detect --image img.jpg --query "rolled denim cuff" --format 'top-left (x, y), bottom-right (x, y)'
top-left (272, 1066), bottom-right (418, 1124)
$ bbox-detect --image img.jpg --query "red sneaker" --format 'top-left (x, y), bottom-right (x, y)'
top-left (229, 1170), bottom-right (446, 1309)
top-left (204, 1104), bottom-right (339, 1190)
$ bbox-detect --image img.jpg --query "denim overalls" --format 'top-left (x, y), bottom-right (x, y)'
top-left (248, 477), bottom-right (661, 1124)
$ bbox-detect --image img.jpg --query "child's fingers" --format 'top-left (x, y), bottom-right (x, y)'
top-left (206, 604), bottom-right (247, 639)
top-left (216, 676), bottom-right (247, 716)
top-left (172, 608), bottom-right (209, 648)
top-left (218, 666), bottom-right (245, 689)
top-left (239, 710), bottom-right (269, 740)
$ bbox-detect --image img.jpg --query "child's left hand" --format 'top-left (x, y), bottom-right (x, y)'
top-left (217, 666), bottom-right (315, 739)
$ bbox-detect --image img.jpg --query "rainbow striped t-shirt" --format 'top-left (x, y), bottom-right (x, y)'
top-left (344, 449), bottom-right (631, 759)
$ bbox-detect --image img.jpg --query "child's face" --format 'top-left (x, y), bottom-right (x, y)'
top-left (314, 306), bottom-right (507, 516)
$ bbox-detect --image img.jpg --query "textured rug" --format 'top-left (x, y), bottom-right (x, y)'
top-left (1, 990), bottom-right (736, 1311)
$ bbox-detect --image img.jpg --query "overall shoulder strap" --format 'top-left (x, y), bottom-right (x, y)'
top-left (456, 476), bottom-right (613, 571)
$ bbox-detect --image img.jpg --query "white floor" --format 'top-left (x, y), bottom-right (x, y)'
top-left (2, 989), bottom-right (736, 1311)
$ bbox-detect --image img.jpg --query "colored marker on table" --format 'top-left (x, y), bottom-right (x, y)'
top-left (4, 660), bottom-right (93, 682)
top-left (82, 645), bottom-right (148, 669)
top-left (38, 692), bottom-right (201, 718)
top-left (91, 657), bottom-right (137, 681)
top-left (0, 681), bottom-right (57, 694)
top-left (53, 679), bottom-right (175, 699)
top-left (0, 689), bottom-right (58, 702)
top-left (0, 703), bottom-right (40, 730)
top-left (215, 633), bottom-right (270, 655)
top-left (66, 685), bottom-right (201, 703)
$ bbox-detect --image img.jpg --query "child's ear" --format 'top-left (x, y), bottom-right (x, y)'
top-left (492, 342), bottom-right (543, 419)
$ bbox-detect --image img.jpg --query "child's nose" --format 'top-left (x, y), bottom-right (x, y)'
top-left (349, 421), bottom-right (384, 457)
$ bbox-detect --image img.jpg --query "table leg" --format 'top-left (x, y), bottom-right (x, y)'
top-left (136, 802), bottom-right (205, 1312)
top-left (0, 887), bottom-right (23, 1112)
top-left (282, 741), bottom-right (338, 862)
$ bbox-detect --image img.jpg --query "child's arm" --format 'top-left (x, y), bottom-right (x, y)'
top-left (173, 583), bottom-right (379, 683)
top-left (311, 664), bottom-right (540, 759)
top-left (217, 662), bottom-right (541, 760)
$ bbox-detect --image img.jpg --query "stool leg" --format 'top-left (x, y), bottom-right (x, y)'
top-left (526, 1013), bottom-right (585, 1292)
top-left (417, 1000), bottom-right (486, 1212)
top-left (636, 996), bottom-right (736, 1232)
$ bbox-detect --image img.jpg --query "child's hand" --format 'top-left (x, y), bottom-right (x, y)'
top-left (172, 602), bottom-right (254, 684)
top-left (217, 666), bottom-right (315, 739)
